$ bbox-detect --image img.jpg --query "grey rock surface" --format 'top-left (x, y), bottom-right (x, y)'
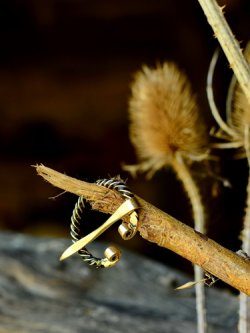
top-left (0, 232), bottom-right (237, 333)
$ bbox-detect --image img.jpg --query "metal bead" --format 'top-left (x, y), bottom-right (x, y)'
top-left (118, 223), bottom-right (133, 240)
top-left (104, 246), bottom-right (121, 262)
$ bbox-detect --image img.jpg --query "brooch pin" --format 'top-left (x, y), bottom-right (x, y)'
top-left (60, 178), bottom-right (139, 268)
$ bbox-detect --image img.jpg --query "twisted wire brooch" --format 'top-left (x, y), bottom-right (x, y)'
top-left (60, 178), bottom-right (139, 268)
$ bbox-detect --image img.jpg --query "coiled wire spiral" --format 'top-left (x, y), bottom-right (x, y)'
top-left (96, 178), bottom-right (134, 199)
top-left (70, 178), bottom-right (138, 268)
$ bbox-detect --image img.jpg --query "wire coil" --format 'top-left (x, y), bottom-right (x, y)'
top-left (96, 178), bottom-right (134, 199)
top-left (70, 178), bottom-right (138, 268)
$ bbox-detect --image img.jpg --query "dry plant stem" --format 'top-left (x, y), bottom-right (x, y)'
top-left (172, 157), bottom-right (205, 233)
top-left (197, 0), bottom-right (250, 105)
top-left (207, 48), bottom-right (236, 137)
top-left (239, 171), bottom-right (250, 332)
top-left (226, 75), bottom-right (237, 127)
top-left (35, 164), bottom-right (250, 296)
top-left (172, 156), bottom-right (207, 333)
top-left (239, 294), bottom-right (249, 333)
top-left (194, 265), bottom-right (207, 333)
top-left (238, 130), bottom-right (250, 333)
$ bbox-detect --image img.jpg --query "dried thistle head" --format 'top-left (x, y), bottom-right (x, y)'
top-left (126, 62), bottom-right (208, 177)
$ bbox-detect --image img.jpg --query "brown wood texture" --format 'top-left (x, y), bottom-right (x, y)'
top-left (36, 165), bottom-right (250, 296)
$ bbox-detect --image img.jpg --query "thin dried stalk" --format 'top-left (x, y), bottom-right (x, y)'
top-left (231, 43), bottom-right (250, 138)
top-left (238, 172), bottom-right (250, 333)
top-left (172, 156), bottom-right (205, 233)
top-left (35, 164), bottom-right (250, 296)
top-left (226, 75), bottom-right (237, 127)
top-left (238, 127), bottom-right (250, 333)
top-left (229, 44), bottom-right (250, 333)
top-left (206, 48), bottom-right (238, 142)
top-left (172, 156), bottom-right (207, 333)
top-left (197, 0), bottom-right (250, 105)
top-left (207, 48), bottom-right (237, 138)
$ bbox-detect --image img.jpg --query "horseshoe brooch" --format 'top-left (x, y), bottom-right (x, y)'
top-left (60, 178), bottom-right (139, 268)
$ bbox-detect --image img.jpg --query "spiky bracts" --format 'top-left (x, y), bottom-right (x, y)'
top-left (127, 63), bottom-right (208, 177)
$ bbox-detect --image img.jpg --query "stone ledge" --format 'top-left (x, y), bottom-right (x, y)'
top-left (0, 232), bottom-right (237, 333)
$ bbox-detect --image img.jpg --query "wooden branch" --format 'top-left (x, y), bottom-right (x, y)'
top-left (35, 164), bottom-right (250, 296)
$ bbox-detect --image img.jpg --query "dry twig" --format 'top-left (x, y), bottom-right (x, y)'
top-left (197, 0), bottom-right (250, 104)
top-left (35, 164), bottom-right (250, 296)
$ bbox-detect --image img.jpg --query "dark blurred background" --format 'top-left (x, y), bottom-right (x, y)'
top-left (0, 0), bottom-right (250, 274)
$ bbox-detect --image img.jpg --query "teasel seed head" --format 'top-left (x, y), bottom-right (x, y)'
top-left (126, 62), bottom-right (208, 177)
